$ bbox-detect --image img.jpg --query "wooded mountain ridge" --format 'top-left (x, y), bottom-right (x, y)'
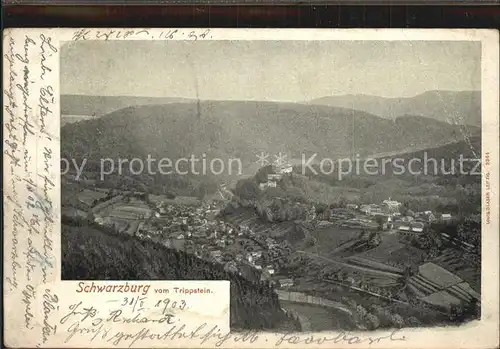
top-left (61, 100), bottom-right (479, 167)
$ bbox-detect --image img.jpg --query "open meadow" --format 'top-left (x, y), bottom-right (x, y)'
top-left (307, 226), bottom-right (362, 256)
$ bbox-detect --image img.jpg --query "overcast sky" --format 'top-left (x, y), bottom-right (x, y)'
top-left (61, 40), bottom-right (481, 101)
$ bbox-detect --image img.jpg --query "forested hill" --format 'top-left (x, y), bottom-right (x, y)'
top-left (61, 101), bottom-right (478, 165)
top-left (61, 217), bottom-right (299, 331)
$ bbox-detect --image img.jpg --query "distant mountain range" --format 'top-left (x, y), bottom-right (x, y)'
top-left (61, 90), bottom-right (481, 128)
top-left (306, 90), bottom-right (481, 127)
top-left (61, 100), bottom-right (479, 173)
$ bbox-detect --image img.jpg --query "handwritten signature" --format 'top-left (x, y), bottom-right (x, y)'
top-left (275, 330), bottom-right (406, 346)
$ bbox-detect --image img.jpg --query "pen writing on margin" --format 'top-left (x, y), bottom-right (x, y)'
top-left (4, 35), bottom-right (20, 168)
top-left (71, 28), bottom-right (212, 41)
top-left (39, 86), bottom-right (55, 141)
top-left (274, 329), bottom-right (406, 346)
top-left (22, 284), bottom-right (36, 330)
top-left (58, 299), bottom-right (405, 348)
top-left (72, 29), bottom-right (149, 41)
top-left (4, 33), bottom-right (22, 291)
top-left (15, 35), bottom-right (37, 175)
top-left (24, 174), bottom-right (55, 284)
top-left (22, 32), bottom-right (58, 288)
top-left (41, 289), bottom-right (59, 345)
top-left (103, 324), bottom-right (405, 348)
top-left (34, 34), bottom-right (58, 283)
top-left (60, 301), bottom-right (176, 344)
top-left (39, 33), bottom-right (58, 81)
top-left (39, 32), bottom-right (57, 141)
top-left (104, 322), bottom-right (257, 348)
top-left (3, 31), bottom-right (59, 347)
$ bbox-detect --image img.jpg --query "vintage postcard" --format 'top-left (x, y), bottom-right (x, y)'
top-left (3, 28), bottom-right (499, 348)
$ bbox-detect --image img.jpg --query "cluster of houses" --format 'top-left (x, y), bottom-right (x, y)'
top-left (136, 201), bottom-right (227, 240)
top-left (391, 210), bottom-right (452, 237)
top-left (84, 187), bottom-right (297, 288)
top-left (321, 198), bottom-right (453, 239)
top-left (131, 199), bottom-right (295, 288)
top-left (252, 165), bottom-right (455, 240)
top-left (358, 199), bottom-right (402, 216)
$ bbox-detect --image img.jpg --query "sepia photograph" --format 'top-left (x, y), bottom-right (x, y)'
top-left (59, 38), bottom-right (483, 333)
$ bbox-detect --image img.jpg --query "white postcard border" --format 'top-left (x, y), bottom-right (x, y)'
top-left (3, 28), bottom-right (499, 349)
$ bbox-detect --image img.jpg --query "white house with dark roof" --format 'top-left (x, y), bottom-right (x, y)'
top-left (397, 222), bottom-right (425, 237)
top-left (440, 213), bottom-right (452, 221)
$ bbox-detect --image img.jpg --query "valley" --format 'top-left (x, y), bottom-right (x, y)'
top-left (60, 91), bottom-right (482, 332)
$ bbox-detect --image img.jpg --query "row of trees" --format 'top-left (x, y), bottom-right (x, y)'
top-left (342, 298), bottom-right (421, 329)
top-left (255, 198), bottom-right (312, 223)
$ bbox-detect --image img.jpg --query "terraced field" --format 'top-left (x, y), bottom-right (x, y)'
top-left (348, 232), bottom-right (427, 272)
top-left (431, 249), bottom-right (480, 293)
top-left (407, 261), bottom-right (480, 310)
top-left (77, 189), bottom-right (108, 206)
top-left (109, 204), bottom-right (152, 220)
top-left (407, 274), bottom-right (443, 297)
top-left (299, 251), bottom-right (403, 287)
top-left (92, 195), bottom-right (124, 215)
top-left (346, 256), bottom-right (404, 274)
top-left (223, 208), bottom-right (296, 239)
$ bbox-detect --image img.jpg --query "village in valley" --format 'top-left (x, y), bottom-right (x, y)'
top-left (62, 158), bottom-right (480, 330)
